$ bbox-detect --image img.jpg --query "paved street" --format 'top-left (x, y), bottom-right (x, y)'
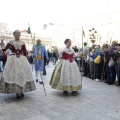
top-left (0, 63), bottom-right (120, 120)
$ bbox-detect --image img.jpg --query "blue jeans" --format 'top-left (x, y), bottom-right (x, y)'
top-left (106, 63), bottom-right (116, 83)
top-left (89, 61), bottom-right (95, 78)
top-left (95, 64), bottom-right (101, 79)
top-left (115, 64), bottom-right (120, 83)
top-left (0, 61), bottom-right (3, 72)
top-left (115, 64), bottom-right (120, 77)
top-left (77, 60), bottom-right (81, 71)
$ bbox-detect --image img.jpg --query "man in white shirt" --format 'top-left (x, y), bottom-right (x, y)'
top-left (83, 42), bottom-right (89, 76)
top-left (89, 44), bottom-right (96, 79)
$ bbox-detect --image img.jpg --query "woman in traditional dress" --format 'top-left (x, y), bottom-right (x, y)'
top-left (0, 30), bottom-right (36, 99)
top-left (50, 39), bottom-right (82, 94)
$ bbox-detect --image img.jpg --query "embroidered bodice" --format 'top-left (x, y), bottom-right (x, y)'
top-left (59, 48), bottom-right (75, 63)
top-left (62, 52), bottom-right (74, 63)
top-left (4, 40), bottom-right (27, 57)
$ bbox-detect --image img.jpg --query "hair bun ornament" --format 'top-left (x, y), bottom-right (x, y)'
top-left (64, 39), bottom-right (70, 45)
top-left (13, 30), bottom-right (21, 35)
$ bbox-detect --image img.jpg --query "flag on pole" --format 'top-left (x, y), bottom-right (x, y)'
top-left (27, 23), bottom-right (33, 45)
top-left (21, 23), bottom-right (31, 34)
top-left (28, 23), bottom-right (31, 34)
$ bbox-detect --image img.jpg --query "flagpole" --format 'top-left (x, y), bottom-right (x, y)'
top-left (82, 26), bottom-right (84, 71)
top-left (81, 26), bottom-right (84, 86)
top-left (28, 22), bottom-right (34, 72)
top-left (32, 33), bottom-right (35, 72)
top-left (110, 32), bottom-right (114, 44)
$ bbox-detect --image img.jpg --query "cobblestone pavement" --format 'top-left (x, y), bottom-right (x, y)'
top-left (0, 63), bottom-right (120, 120)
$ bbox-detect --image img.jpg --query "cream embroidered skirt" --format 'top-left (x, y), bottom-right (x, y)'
top-left (50, 60), bottom-right (82, 91)
top-left (0, 55), bottom-right (36, 94)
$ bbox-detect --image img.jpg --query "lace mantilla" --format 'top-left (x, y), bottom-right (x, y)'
top-left (59, 48), bottom-right (75, 56)
top-left (9, 40), bottom-right (24, 50)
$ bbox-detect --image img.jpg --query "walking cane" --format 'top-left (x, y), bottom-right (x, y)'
top-left (32, 62), bottom-right (33, 72)
top-left (32, 54), bottom-right (34, 72)
top-left (36, 59), bottom-right (47, 96)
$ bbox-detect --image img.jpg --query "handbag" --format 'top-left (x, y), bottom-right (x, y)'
top-left (94, 55), bottom-right (101, 64)
top-left (108, 57), bottom-right (115, 67)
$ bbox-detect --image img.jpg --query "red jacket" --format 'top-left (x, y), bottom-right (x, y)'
top-left (3, 52), bottom-right (7, 61)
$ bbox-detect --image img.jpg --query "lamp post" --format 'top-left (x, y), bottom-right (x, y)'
top-left (89, 28), bottom-right (97, 43)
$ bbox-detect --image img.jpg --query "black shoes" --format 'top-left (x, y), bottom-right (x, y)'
top-left (63, 91), bottom-right (78, 95)
top-left (21, 93), bottom-right (24, 98)
top-left (36, 79), bottom-right (38, 82)
top-left (72, 91), bottom-right (77, 95)
top-left (115, 82), bottom-right (120, 86)
top-left (36, 79), bottom-right (43, 84)
top-left (39, 81), bottom-right (43, 84)
top-left (105, 80), bottom-right (108, 83)
top-left (63, 91), bottom-right (68, 94)
top-left (16, 93), bottom-right (24, 99)
top-left (90, 76), bottom-right (94, 80)
top-left (43, 73), bottom-right (46, 75)
top-left (16, 93), bottom-right (21, 99)
top-left (108, 82), bottom-right (114, 85)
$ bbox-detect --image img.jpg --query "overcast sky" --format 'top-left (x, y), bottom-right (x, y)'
top-left (0, 0), bottom-right (120, 32)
